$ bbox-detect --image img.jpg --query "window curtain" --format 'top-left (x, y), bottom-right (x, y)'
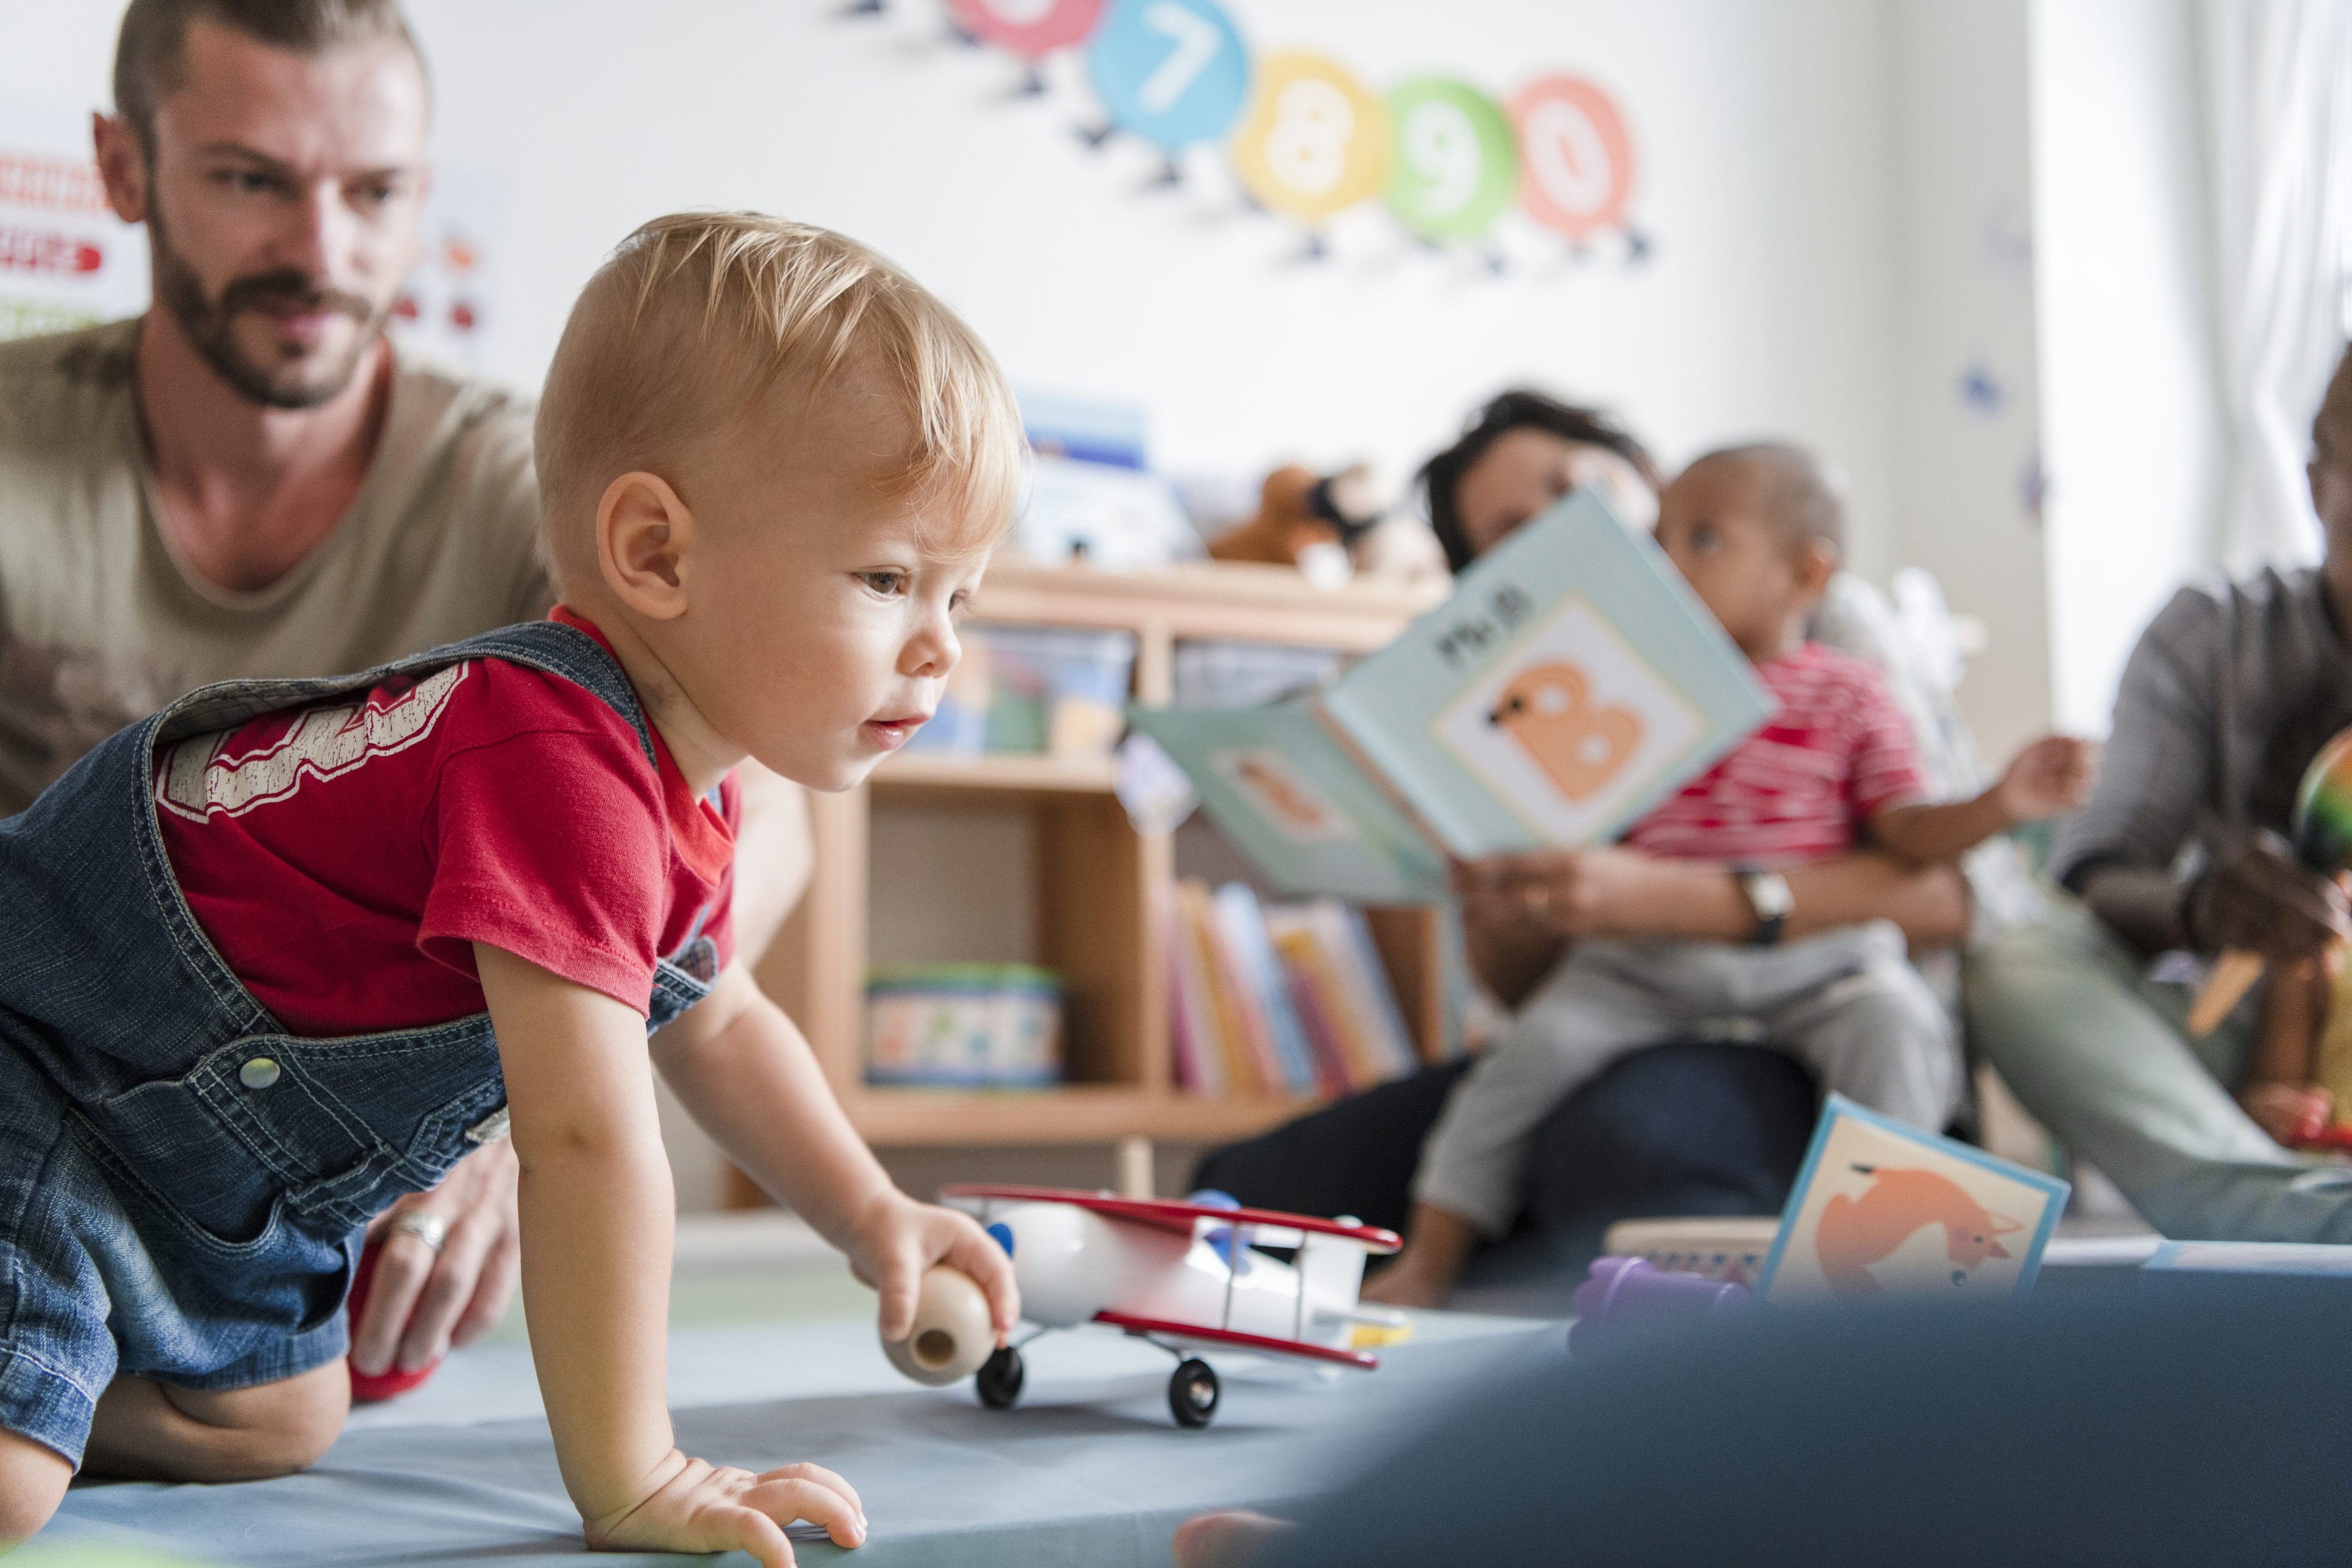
top-left (2199, 0), bottom-right (2352, 575)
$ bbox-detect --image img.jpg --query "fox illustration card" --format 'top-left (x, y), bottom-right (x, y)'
top-left (1129, 486), bottom-right (1775, 898)
top-left (1755, 1095), bottom-right (2071, 1303)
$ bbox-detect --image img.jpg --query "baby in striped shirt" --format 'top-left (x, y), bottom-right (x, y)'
top-left (1371, 443), bottom-right (2093, 1307)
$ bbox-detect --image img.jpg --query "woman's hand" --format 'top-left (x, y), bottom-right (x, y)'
top-left (352, 1137), bottom-right (521, 1378)
top-left (586, 1451), bottom-right (866, 1566)
top-left (842, 1190), bottom-right (1020, 1346)
top-left (1452, 846), bottom-right (1734, 940)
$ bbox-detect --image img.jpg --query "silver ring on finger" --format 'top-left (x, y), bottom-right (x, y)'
top-left (391, 1211), bottom-right (448, 1254)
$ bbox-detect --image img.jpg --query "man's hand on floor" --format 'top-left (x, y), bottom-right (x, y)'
top-left (351, 1137), bottom-right (522, 1378)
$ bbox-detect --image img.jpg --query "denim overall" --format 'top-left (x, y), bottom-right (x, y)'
top-left (0, 621), bottom-right (716, 1465)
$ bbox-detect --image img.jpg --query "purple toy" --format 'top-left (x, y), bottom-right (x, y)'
top-left (1568, 1255), bottom-right (1751, 1354)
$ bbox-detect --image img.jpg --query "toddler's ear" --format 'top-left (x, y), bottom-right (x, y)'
top-left (1794, 537), bottom-right (1840, 597)
top-left (596, 471), bottom-right (695, 620)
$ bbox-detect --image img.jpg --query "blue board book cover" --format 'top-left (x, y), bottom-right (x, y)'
top-left (1754, 1095), bottom-right (2071, 1303)
top-left (1129, 486), bottom-right (1775, 898)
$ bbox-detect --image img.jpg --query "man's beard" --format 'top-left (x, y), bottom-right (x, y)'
top-left (149, 206), bottom-right (391, 411)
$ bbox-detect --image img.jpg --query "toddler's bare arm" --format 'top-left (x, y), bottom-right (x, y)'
top-left (649, 963), bottom-right (1019, 1344)
top-left (1871, 735), bottom-right (2099, 867)
top-left (478, 945), bottom-right (865, 1566)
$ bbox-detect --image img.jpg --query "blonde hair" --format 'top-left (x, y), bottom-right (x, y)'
top-left (534, 212), bottom-right (1024, 587)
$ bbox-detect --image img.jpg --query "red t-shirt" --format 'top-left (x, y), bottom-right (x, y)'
top-left (1625, 642), bottom-right (1930, 868)
top-left (153, 611), bottom-right (735, 1037)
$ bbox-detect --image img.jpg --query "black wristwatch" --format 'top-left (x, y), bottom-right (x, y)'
top-left (1735, 868), bottom-right (1794, 947)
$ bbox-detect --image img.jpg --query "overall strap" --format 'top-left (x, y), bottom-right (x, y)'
top-left (153, 619), bottom-right (657, 771)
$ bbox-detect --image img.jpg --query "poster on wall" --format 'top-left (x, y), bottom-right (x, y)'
top-left (0, 95), bottom-right (505, 373)
top-left (0, 100), bottom-right (149, 341)
top-left (385, 163), bottom-right (509, 378)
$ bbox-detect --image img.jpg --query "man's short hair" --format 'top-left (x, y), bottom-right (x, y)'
top-left (114, 0), bottom-right (423, 149)
top-left (1419, 388), bottom-right (1662, 573)
top-left (1681, 441), bottom-right (1848, 555)
top-left (534, 212), bottom-right (1025, 587)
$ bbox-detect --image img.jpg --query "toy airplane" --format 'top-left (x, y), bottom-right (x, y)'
top-left (900, 1184), bottom-right (1405, 1427)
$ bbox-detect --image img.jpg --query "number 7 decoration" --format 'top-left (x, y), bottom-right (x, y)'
top-left (1084, 0), bottom-right (1251, 170)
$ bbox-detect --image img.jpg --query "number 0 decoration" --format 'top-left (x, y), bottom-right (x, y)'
top-left (884, 1), bottom-right (1648, 263)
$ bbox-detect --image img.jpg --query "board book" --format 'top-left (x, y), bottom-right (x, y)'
top-left (1754, 1095), bottom-right (2071, 1304)
top-left (1129, 486), bottom-right (1777, 901)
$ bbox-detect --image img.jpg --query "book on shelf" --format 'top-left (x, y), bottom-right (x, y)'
top-left (1129, 486), bottom-right (1774, 901)
top-left (1168, 879), bottom-right (1421, 1099)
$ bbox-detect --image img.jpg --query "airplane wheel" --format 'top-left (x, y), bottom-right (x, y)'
top-left (1168, 1358), bottom-right (1219, 1429)
top-left (976, 1345), bottom-right (1024, 1410)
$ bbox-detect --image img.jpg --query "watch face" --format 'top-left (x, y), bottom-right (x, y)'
top-left (1747, 873), bottom-right (1795, 920)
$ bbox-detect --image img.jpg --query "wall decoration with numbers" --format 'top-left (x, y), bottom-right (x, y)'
top-left (1383, 78), bottom-right (1519, 244)
top-left (861, 1), bottom-right (1651, 272)
top-left (1229, 53), bottom-right (1389, 224)
top-left (1083, 0), bottom-right (1249, 154)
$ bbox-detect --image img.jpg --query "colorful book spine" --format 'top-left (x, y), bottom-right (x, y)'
top-left (1269, 924), bottom-right (1367, 1095)
top-left (1211, 882), bottom-right (1320, 1096)
top-left (1179, 879), bottom-right (1265, 1096)
top-left (1161, 881), bottom-right (1222, 1096)
top-left (1315, 900), bottom-right (1422, 1080)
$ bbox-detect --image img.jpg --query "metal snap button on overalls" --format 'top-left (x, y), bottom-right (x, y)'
top-left (238, 1057), bottom-right (281, 1090)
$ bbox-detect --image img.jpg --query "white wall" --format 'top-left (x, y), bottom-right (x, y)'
top-left (2029, 0), bottom-right (2222, 737)
top-left (1, 0), bottom-right (1915, 562)
top-left (1887, 0), bottom-right (2053, 761)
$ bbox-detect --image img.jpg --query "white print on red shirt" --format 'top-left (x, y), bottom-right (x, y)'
top-left (156, 662), bottom-right (469, 823)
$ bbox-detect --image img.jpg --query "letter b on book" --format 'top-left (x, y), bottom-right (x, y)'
top-left (1486, 662), bottom-right (1643, 802)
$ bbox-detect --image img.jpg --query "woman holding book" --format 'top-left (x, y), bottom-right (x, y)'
top-left (1195, 390), bottom-right (1973, 1298)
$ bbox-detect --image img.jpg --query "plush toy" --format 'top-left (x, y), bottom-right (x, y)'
top-left (1206, 464), bottom-right (1447, 586)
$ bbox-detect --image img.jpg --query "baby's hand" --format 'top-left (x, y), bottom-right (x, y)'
top-left (845, 1189), bottom-right (1021, 1345)
top-left (1996, 735), bottom-right (2099, 822)
top-left (586, 1451), bottom-right (865, 1567)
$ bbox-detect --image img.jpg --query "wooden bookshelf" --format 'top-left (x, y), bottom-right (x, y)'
top-left (744, 558), bottom-right (1447, 1176)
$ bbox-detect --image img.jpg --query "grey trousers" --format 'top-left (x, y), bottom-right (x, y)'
top-left (1415, 921), bottom-right (1958, 1238)
top-left (1964, 897), bottom-right (2352, 1242)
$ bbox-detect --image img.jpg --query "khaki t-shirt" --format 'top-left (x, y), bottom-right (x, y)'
top-left (0, 317), bottom-right (555, 814)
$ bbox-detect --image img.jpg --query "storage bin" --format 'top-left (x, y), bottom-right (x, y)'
top-left (1171, 639), bottom-right (1346, 707)
top-left (979, 625), bottom-right (1138, 756)
top-left (865, 964), bottom-right (1063, 1088)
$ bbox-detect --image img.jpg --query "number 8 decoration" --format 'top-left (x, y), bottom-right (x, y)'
top-left (1383, 79), bottom-right (1517, 243)
top-left (1084, 0), bottom-right (1250, 153)
top-left (1228, 52), bottom-right (1390, 224)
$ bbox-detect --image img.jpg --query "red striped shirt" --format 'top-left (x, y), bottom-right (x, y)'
top-left (1626, 642), bottom-right (1928, 867)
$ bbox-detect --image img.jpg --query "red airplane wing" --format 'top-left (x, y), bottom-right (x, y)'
top-left (940, 1183), bottom-right (1402, 1253)
top-left (1091, 1310), bottom-right (1381, 1369)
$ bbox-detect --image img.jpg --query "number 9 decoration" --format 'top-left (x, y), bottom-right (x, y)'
top-left (1085, 0), bottom-right (1250, 152)
top-left (947, 0), bottom-right (1106, 58)
top-left (1383, 78), bottom-right (1517, 243)
top-left (1509, 75), bottom-right (1637, 242)
top-left (1228, 52), bottom-right (1390, 223)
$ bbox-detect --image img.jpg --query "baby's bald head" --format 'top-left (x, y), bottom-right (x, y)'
top-left (1672, 443), bottom-right (1847, 559)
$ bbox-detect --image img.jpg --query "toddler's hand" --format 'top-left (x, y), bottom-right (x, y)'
top-left (1996, 735), bottom-right (2099, 822)
top-left (845, 1189), bottom-right (1021, 1345)
top-left (585, 1451), bottom-right (865, 1567)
